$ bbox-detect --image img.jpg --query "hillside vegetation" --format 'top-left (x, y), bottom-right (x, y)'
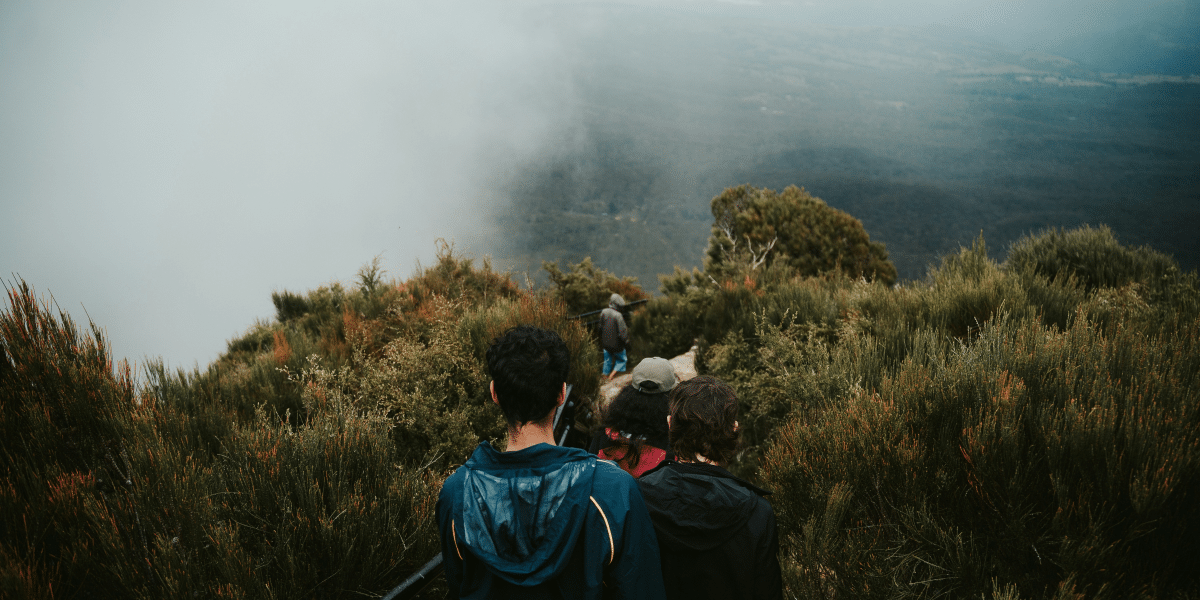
top-left (3, 187), bottom-right (1199, 598)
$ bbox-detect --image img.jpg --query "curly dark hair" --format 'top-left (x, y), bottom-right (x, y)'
top-left (602, 386), bottom-right (670, 446)
top-left (485, 325), bottom-right (570, 426)
top-left (593, 385), bottom-right (670, 471)
top-left (668, 375), bottom-right (739, 465)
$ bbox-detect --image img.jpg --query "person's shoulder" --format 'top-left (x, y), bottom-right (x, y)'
top-left (593, 458), bottom-right (638, 489)
top-left (747, 490), bottom-right (778, 529)
top-left (439, 464), bottom-right (469, 501)
top-left (590, 459), bottom-right (645, 519)
top-left (636, 460), bottom-right (670, 484)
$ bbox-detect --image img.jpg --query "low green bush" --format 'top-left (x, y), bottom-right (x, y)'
top-left (683, 229), bottom-right (1200, 599)
top-left (706, 184), bottom-right (897, 285)
top-left (0, 281), bottom-right (449, 598)
top-left (315, 325), bottom-right (497, 472)
top-left (759, 311), bottom-right (1200, 598)
top-left (0, 246), bottom-right (599, 596)
top-left (918, 235), bottom-right (1033, 339)
top-left (633, 182), bottom-right (900, 360)
top-left (543, 257), bottom-right (649, 318)
top-left (1008, 225), bottom-right (1177, 292)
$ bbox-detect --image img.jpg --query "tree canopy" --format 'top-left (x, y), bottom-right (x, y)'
top-left (704, 184), bottom-right (897, 285)
top-left (543, 257), bottom-right (648, 317)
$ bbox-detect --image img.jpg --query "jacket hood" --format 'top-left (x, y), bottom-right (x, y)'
top-left (609, 293), bottom-right (626, 310)
top-left (639, 461), bottom-right (770, 552)
top-left (457, 442), bottom-right (598, 586)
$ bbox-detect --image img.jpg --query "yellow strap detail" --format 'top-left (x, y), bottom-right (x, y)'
top-left (590, 496), bottom-right (615, 565)
top-left (451, 519), bottom-right (464, 561)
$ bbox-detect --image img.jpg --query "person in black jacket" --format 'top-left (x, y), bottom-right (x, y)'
top-left (637, 376), bottom-right (783, 600)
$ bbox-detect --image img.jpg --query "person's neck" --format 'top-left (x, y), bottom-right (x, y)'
top-left (503, 418), bottom-right (557, 452)
top-left (677, 453), bottom-right (720, 466)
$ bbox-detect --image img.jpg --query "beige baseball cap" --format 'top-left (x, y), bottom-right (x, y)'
top-left (631, 357), bottom-right (677, 394)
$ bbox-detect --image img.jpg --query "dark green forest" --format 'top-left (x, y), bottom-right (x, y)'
top-left (493, 5), bottom-right (1199, 288)
top-left (4, 182), bottom-right (1199, 598)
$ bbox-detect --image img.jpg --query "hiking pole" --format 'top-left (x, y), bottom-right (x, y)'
top-left (552, 384), bottom-right (574, 445)
top-left (567, 298), bottom-right (648, 320)
top-left (381, 553), bottom-right (443, 600)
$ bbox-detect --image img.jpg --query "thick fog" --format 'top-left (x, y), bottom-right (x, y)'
top-left (2, 0), bottom-right (1196, 370)
top-left (1, 1), bottom-right (580, 369)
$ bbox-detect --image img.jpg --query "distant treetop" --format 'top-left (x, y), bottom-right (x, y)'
top-left (704, 184), bottom-right (897, 286)
top-left (543, 257), bottom-right (649, 317)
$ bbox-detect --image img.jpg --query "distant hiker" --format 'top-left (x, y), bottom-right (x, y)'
top-left (590, 357), bottom-right (676, 477)
top-left (599, 293), bottom-right (629, 381)
top-left (436, 325), bottom-right (666, 600)
top-left (638, 376), bottom-right (783, 600)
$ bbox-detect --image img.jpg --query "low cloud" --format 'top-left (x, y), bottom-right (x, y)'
top-left (0, 0), bottom-right (580, 368)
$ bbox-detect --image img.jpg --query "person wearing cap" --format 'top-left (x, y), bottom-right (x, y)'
top-left (599, 293), bottom-right (630, 381)
top-left (637, 376), bottom-right (783, 600)
top-left (589, 357), bottom-right (677, 477)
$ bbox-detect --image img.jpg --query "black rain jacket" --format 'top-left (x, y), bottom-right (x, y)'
top-left (638, 460), bottom-right (783, 600)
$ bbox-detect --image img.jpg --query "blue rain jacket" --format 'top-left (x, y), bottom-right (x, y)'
top-left (437, 441), bottom-right (666, 600)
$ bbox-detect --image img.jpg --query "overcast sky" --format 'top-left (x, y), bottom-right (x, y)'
top-left (0, 0), bottom-right (1177, 371)
top-left (1, 0), bottom-right (582, 371)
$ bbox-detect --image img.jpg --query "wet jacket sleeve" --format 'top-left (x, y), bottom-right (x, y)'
top-left (592, 463), bottom-right (666, 600)
top-left (436, 474), bottom-right (465, 599)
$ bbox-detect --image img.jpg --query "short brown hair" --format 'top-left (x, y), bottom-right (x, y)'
top-left (667, 376), bottom-right (739, 465)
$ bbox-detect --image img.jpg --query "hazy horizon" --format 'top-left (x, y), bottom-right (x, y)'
top-left (3, 0), bottom-right (1197, 370)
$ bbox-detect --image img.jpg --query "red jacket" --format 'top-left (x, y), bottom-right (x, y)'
top-left (594, 428), bottom-right (667, 478)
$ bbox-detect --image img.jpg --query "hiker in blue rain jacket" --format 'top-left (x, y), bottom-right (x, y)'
top-left (437, 325), bottom-right (666, 600)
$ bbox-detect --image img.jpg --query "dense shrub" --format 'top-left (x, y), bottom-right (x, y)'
top-left (544, 257), bottom-right (649, 318)
top-left (1, 281), bottom-right (142, 596)
top-left (0, 246), bottom-right (598, 596)
top-left (633, 261), bottom-right (846, 360)
top-left (456, 294), bottom-right (602, 403)
top-left (405, 241), bottom-right (522, 315)
top-left (918, 235), bottom-right (1033, 339)
top-left (702, 230), bottom-right (1198, 463)
top-left (1008, 225), bottom-right (1200, 329)
top-left (706, 184), bottom-right (897, 285)
top-left (759, 312), bottom-right (1200, 598)
top-left (301, 292), bottom-right (599, 473)
top-left (672, 227), bottom-right (1200, 598)
top-left (633, 182), bottom-right (900, 360)
top-left (7, 220), bottom-right (1198, 599)
top-left (1009, 225), bottom-right (1177, 292)
top-left (0, 281), bottom-right (443, 598)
